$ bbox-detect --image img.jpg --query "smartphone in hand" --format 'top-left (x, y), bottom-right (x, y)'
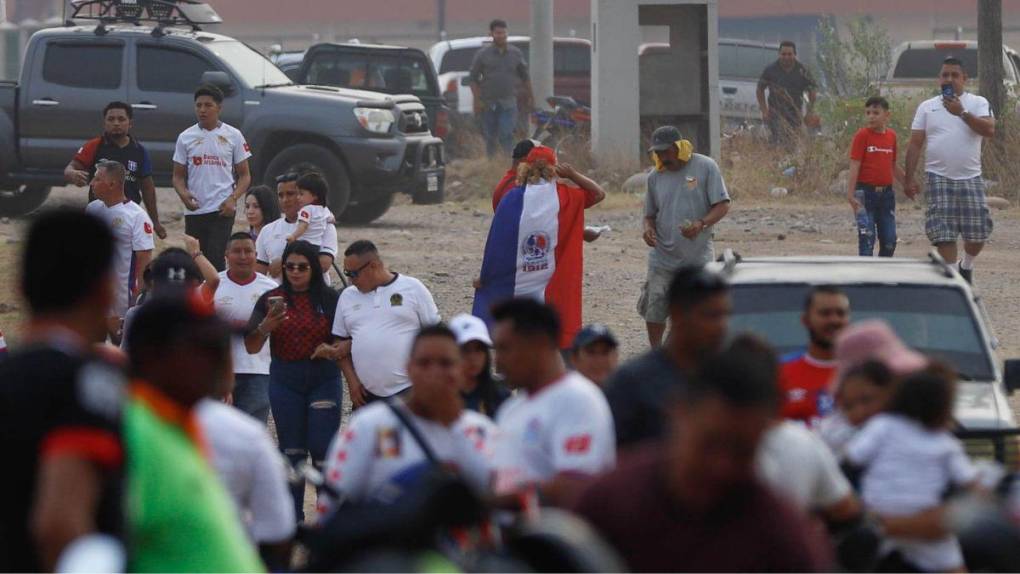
top-left (941, 83), bottom-right (955, 99)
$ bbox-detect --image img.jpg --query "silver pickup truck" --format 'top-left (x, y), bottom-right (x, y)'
top-left (0, 0), bottom-right (445, 223)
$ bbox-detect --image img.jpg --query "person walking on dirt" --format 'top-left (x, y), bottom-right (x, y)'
top-left (469, 19), bottom-right (533, 157)
top-left (641, 126), bottom-right (730, 348)
top-left (905, 56), bottom-right (995, 284)
top-left (756, 41), bottom-right (818, 149)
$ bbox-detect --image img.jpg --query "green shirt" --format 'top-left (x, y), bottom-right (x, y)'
top-left (124, 395), bottom-right (264, 573)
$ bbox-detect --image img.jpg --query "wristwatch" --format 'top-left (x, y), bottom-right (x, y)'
top-left (960, 110), bottom-right (971, 121)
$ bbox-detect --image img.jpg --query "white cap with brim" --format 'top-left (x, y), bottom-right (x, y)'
top-left (450, 313), bottom-right (493, 347)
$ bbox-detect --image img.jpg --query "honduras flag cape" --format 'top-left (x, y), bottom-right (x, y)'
top-left (472, 178), bottom-right (586, 349)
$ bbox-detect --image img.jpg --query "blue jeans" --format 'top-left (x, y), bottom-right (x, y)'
top-left (233, 373), bottom-right (270, 425)
top-left (269, 359), bottom-right (343, 521)
top-left (481, 104), bottom-right (517, 157)
top-left (855, 185), bottom-right (897, 257)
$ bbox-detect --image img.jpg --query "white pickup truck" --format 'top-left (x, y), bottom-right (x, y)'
top-left (877, 41), bottom-right (1020, 99)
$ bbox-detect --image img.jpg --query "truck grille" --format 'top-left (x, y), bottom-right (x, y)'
top-left (400, 110), bottom-right (430, 134)
top-left (962, 433), bottom-right (1020, 470)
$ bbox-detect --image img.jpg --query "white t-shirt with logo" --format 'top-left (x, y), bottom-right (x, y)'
top-left (197, 399), bottom-right (296, 543)
top-left (318, 401), bottom-right (495, 514)
top-left (492, 372), bottom-right (615, 494)
top-left (911, 92), bottom-right (991, 180)
top-left (757, 421), bottom-right (852, 512)
top-left (256, 216), bottom-right (339, 268)
top-left (296, 204), bottom-right (336, 249)
top-left (85, 199), bottom-right (154, 317)
top-left (332, 274), bottom-right (441, 397)
top-left (213, 271), bottom-right (278, 375)
top-left (172, 122), bottom-right (252, 215)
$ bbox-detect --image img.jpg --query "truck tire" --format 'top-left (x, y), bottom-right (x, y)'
top-left (0, 185), bottom-right (51, 218)
top-left (264, 144), bottom-right (351, 215)
top-left (338, 193), bottom-right (394, 224)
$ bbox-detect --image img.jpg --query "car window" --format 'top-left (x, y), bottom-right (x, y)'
top-left (43, 43), bottom-right (122, 89)
top-left (439, 46), bottom-right (482, 74)
top-left (729, 283), bottom-right (995, 380)
top-left (306, 52), bottom-right (372, 88)
top-left (893, 48), bottom-right (979, 79)
top-left (554, 43), bottom-right (590, 77)
top-left (138, 46), bottom-right (216, 92)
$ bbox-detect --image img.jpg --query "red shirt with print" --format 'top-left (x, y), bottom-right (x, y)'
top-left (850, 127), bottom-right (897, 186)
top-left (778, 354), bottom-right (836, 425)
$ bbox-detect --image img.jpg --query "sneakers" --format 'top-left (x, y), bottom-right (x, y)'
top-left (958, 263), bottom-right (973, 284)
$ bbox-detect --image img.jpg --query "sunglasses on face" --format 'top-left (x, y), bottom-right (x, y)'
top-left (343, 260), bottom-right (373, 279)
top-left (284, 263), bottom-right (311, 272)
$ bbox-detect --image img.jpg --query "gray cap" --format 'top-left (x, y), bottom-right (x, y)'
top-left (649, 125), bottom-right (683, 152)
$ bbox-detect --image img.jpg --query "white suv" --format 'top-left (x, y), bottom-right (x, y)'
top-left (707, 251), bottom-right (1020, 464)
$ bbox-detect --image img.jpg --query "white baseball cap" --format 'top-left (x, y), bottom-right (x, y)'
top-left (449, 313), bottom-right (493, 347)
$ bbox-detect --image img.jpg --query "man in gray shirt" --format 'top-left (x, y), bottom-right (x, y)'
top-left (641, 126), bottom-right (731, 347)
top-left (469, 19), bottom-right (533, 157)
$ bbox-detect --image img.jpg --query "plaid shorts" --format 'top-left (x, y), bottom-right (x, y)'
top-left (925, 173), bottom-right (993, 244)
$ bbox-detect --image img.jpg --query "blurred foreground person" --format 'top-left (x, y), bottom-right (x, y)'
top-left (0, 210), bottom-right (124, 572)
top-left (125, 295), bottom-right (263, 572)
top-left (490, 299), bottom-right (615, 509)
top-left (573, 335), bottom-right (832, 572)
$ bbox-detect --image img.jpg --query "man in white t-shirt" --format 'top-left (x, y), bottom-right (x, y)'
top-left (255, 171), bottom-right (337, 282)
top-left (318, 324), bottom-right (495, 516)
top-left (332, 240), bottom-right (441, 407)
top-left (905, 57), bottom-right (996, 284)
top-left (172, 84), bottom-right (252, 273)
top-left (489, 298), bottom-right (615, 509)
top-left (197, 395), bottom-right (295, 570)
top-left (211, 232), bottom-right (278, 424)
top-left (84, 159), bottom-right (154, 342)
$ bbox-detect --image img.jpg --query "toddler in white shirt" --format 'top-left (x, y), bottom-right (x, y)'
top-left (846, 369), bottom-right (977, 573)
top-left (287, 172), bottom-right (335, 249)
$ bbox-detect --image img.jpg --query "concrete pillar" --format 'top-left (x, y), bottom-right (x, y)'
top-left (530, 0), bottom-right (554, 110)
top-left (591, 0), bottom-right (718, 169)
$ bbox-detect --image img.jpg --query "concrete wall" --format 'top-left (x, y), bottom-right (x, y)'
top-left (591, 0), bottom-right (718, 169)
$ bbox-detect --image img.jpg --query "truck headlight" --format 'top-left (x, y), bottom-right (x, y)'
top-left (353, 108), bottom-right (395, 134)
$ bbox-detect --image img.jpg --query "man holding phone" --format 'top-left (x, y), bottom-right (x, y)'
top-left (905, 57), bottom-right (995, 284)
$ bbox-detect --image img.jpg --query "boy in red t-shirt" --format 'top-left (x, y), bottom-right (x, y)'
top-left (846, 96), bottom-right (906, 257)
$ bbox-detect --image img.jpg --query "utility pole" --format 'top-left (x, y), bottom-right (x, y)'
top-left (977, 0), bottom-right (1004, 127)
top-left (437, 0), bottom-right (446, 42)
top-left (530, 0), bottom-right (554, 110)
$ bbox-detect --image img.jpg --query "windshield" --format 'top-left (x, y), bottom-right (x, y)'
top-left (305, 51), bottom-right (437, 97)
top-left (893, 48), bottom-right (979, 79)
top-left (209, 40), bottom-right (292, 88)
top-left (730, 284), bottom-right (995, 380)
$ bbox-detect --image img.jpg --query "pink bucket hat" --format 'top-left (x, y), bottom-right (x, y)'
top-left (833, 319), bottom-right (928, 391)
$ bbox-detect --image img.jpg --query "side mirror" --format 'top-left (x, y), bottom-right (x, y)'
top-left (460, 76), bottom-right (472, 87)
top-left (200, 71), bottom-right (235, 95)
top-left (1005, 359), bottom-right (1020, 394)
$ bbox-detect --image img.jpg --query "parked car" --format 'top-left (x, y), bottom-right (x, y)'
top-left (273, 42), bottom-right (449, 140)
top-left (428, 35), bottom-right (591, 117)
top-left (708, 250), bottom-right (1020, 464)
top-left (269, 48), bottom-right (306, 80)
top-left (878, 40), bottom-right (1020, 99)
top-left (640, 39), bottom-right (784, 129)
top-left (0, 0), bottom-right (444, 223)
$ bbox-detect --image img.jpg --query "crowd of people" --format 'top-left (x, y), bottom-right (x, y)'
top-left (0, 27), bottom-right (1008, 574)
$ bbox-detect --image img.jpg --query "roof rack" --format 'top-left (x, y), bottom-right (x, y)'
top-left (927, 249), bottom-right (956, 279)
top-left (70, 0), bottom-right (222, 32)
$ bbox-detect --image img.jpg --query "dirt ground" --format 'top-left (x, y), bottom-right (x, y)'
top-left (1, 184), bottom-right (1019, 366)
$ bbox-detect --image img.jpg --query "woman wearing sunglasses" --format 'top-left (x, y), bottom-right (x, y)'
top-left (245, 240), bottom-right (343, 522)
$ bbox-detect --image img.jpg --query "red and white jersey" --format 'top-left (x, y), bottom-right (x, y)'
top-left (296, 204), bottom-right (336, 249)
top-left (85, 199), bottom-right (154, 317)
top-left (213, 271), bottom-right (278, 375)
top-left (172, 122), bottom-right (251, 215)
top-left (492, 371), bottom-right (615, 495)
top-left (318, 401), bottom-right (495, 515)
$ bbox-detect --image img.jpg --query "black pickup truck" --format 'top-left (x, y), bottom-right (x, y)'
top-left (0, 0), bottom-right (445, 223)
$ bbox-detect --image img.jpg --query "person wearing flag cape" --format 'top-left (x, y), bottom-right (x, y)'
top-left (472, 145), bottom-right (606, 352)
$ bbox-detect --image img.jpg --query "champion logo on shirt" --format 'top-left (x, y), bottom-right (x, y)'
top-left (866, 145), bottom-right (894, 154)
top-left (564, 434), bottom-right (592, 454)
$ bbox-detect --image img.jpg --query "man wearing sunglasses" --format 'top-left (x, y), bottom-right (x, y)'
top-left (255, 169), bottom-right (338, 282)
top-left (331, 240), bottom-right (441, 408)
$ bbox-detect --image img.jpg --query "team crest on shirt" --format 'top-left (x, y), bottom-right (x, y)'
top-left (520, 232), bottom-right (550, 273)
top-left (462, 425), bottom-right (487, 451)
top-left (375, 427), bottom-right (402, 458)
top-left (390, 293), bottom-right (403, 307)
top-left (523, 418), bottom-right (542, 445)
top-left (192, 156), bottom-right (203, 166)
top-left (127, 160), bottom-right (138, 172)
top-left (111, 216), bottom-right (124, 229)
top-left (217, 135), bottom-right (230, 146)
